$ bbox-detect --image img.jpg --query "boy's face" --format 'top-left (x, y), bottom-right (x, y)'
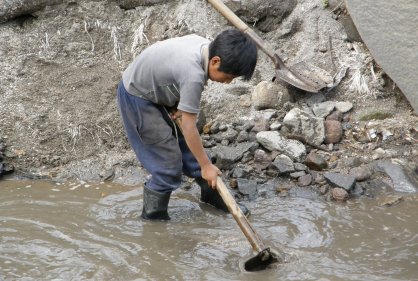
top-left (208, 56), bottom-right (237, 84)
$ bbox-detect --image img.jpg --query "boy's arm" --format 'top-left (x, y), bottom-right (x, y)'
top-left (179, 111), bottom-right (221, 188)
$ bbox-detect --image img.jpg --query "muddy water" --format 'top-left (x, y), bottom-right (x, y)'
top-left (0, 180), bottom-right (417, 281)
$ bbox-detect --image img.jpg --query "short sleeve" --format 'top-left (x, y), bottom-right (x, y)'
top-left (177, 81), bottom-right (204, 114)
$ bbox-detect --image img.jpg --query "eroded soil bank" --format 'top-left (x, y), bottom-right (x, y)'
top-left (0, 0), bottom-right (417, 202)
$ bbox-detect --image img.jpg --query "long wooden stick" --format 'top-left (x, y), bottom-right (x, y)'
top-left (173, 117), bottom-right (266, 252)
top-left (216, 176), bottom-right (266, 252)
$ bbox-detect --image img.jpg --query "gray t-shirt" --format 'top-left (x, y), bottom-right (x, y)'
top-left (122, 34), bottom-right (210, 114)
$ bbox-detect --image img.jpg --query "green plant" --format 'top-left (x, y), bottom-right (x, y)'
top-left (359, 112), bottom-right (393, 121)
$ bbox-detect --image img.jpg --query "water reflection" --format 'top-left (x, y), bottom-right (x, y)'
top-left (0, 180), bottom-right (416, 280)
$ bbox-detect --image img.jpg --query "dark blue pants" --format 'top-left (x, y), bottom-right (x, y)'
top-left (116, 81), bottom-right (201, 193)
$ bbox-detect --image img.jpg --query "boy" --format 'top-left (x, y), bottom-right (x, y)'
top-left (117, 29), bottom-right (257, 220)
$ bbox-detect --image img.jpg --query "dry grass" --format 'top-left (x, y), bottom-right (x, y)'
top-left (131, 22), bottom-right (149, 59)
top-left (340, 43), bottom-right (382, 100)
top-left (83, 19), bottom-right (122, 61)
top-left (62, 123), bottom-right (116, 152)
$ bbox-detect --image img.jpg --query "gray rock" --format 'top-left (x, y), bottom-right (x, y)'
top-left (230, 0), bottom-right (297, 32)
top-left (305, 151), bottom-right (328, 171)
top-left (351, 183), bottom-right (365, 197)
top-left (305, 92), bottom-right (326, 107)
top-left (324, 172), bottom-right (356, 191)
top-left (203, 139), bottom-right (216, 148)
top-left (312, 101), bottom-right (335, 118)
top-left (319, 184), bottom-right (329, 195)
top-left (340, 157), bottom-right (364, 168)
top-left (298, 174), bottom-right (312, 186)
top-left (212, 142), bottom-right (254, 170)
top-left (232, 163), bottom-right (251, 178)
top-left (235, 121), bottom-right (254, 132)
top-left (236, 130), bottom-right (249, 143)
top-left (335, 101), bottom-right (353, 113)
top-left (237, 178), bottom-right (258, 200)
top-left (250, 109), bottom-right (278, 133)
top-left (212, 127), bottom-right (238, 143)
top-left (374, 160), bottom-right (418, 193)
top-left (270, 121), bottom-right (282, 131)
top-left (220, 139), bottom-right (229, 146)
top-left (282, 108), bottom-right (325, 146)
top-left (294, 163), bottom-right (308, 171)
top-left (350, 166), bottom-right (373, 181)
top-left (289, 186), bottom-right (321, 200)
top-left (219, 124), bottom-right (228, 132)
top-left (272, 154), bottom-right (295, 174)
top-left (256, 131), bottom-right (306, 162)
top-left (290, 171), bottom-right (306, 178)
top-left (252, 81), bottom-right (290, 110)
top-left (210, 121), bottom-right (220, 134)
top-left (253, 149), bottom-right (272, 170)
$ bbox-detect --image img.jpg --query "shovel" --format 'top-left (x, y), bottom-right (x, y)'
top-left (172, 116), bottom-right (284, 271)
top-left (216, 176), bottom-right (284, 271)
top-left (208, 0), bottom-right (333, 93)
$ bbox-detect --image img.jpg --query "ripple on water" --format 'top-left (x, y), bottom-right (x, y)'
top-left (0, 180), bottom-right (417, 281)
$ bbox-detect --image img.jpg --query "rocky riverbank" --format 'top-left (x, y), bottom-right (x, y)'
top-left (0, 0), bottom-right (417, 203)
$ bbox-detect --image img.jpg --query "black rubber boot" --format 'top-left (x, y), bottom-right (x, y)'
top-left (196, 177), bottom-right (250, 217)
top-left (141, 186), bottom-right (171, 221)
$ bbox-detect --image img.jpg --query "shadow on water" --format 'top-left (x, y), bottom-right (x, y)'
top-left (0, 179), bottom-right (417, 280)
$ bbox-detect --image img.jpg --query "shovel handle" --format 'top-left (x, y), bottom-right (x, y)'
top-left (207, 0), bottom-right (285, 69)
top-left (172, 116), bottom-right (266, 253)
top-left (216, 176), bottom-right (266, 253)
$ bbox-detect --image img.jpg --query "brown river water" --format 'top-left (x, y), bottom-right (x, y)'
top-left (0, 179), bottom-right (417, 281)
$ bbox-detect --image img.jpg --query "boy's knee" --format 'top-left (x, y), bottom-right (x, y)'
top-left (147, 166), bottom-right (183, 193)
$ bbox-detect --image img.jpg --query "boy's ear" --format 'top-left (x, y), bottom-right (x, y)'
top-left (209, 56), bottom-right (221, 66)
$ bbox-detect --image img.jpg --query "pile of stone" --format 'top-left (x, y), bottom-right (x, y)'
top-left (200, 81), bottom-right (418, 201)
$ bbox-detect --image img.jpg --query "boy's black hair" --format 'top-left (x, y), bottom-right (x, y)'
top-left (209, 29), bottom-right (257, 81)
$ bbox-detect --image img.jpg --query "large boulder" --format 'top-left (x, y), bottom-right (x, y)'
top-left (252, 81), bottom-right (290, 110)
top-left (226, 0), bottom-right (297, 32)
top-left (0, 0), bottom-right (62, 23)
top-left (345, 0), bottom-right (418, 114)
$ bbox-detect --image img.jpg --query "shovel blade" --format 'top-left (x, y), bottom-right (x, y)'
top-left (276, 62), bottom-right (333, 93)
top-left (244, 248), bottom-right (285, 272)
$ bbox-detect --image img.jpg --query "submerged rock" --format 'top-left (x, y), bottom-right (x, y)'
top-left (236, 178), bottom-right (258, 200)
top-left (332, 187), bottom-right (349, 201)
top-left (378, 195), bottom-right (403, 207)
top-left (374, 161), bottom-right (418, 193)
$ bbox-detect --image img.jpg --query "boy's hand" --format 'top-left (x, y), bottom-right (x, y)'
top-left (169, 109), bottom-right (182, 120)
top-left (201, 163), bottom-right (222, 189)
